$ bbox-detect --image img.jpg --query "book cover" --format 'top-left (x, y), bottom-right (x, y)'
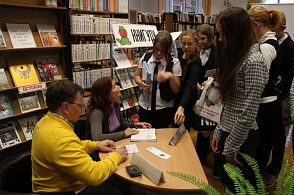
top-left (115, 68), bottom-right (133, 89)
top-left (6, 23), bottom-right (36, 48)
top-left (0, 93), bottom-right (13, 119)
top-left (0, 28), bottom-right (7, 48)
top-left (9, 63), bottom-right (40, 87)
top-left (131, 128), bottom-right (156, 142)
top-left (0, 122), bottom-right (21, 149)
top-left (126, 66), bottom-right (138, 87)
top-left (0, 68), bottom-right (10, 90)
top-left (48, 63), bottom-right (62, 80)
top-left (18, 115), bottom-right (38, 140)
top-left (194, 77), bottom-right (223, 123)
top-left (42, 89), bottom-right (47, 105)
top-left (35, 59), bottom-right (51, 82)
top-left (36, 24), bottom-right (60, 46)
top-left (121, 89), bottom-right (135, 109)
top-left (16, 92), bottom-right (41, 113)
top-left (112, 47), bottom-right (134, 68)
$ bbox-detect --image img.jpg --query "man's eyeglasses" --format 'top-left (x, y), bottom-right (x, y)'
top-left (67, 102), bottom-right (85, 108)
top-left (181, 42), bottom-right (196, 48)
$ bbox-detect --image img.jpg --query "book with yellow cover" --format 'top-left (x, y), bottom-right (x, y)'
top-left (9, 64), bottom-right (40, 87)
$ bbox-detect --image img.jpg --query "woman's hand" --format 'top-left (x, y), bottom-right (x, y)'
top-left (134, 122), bottom-right (152, 128)
top-left (211, 138), bottom-right (220, 154)
top-left (174, 106), bottom-right (185, 125)
top-left (140, 80), bottom-right (151, 92)
top-left (124, 127), bottom-right (139, 137)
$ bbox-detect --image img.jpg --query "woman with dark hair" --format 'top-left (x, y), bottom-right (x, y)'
top-left (211, 7), bottom-right (268, 192)
top-left (134, 31), bottom-right (182, 128)
top-left (84, 76), bottom-right (151, 143)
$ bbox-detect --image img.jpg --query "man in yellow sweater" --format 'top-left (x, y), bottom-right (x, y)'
top-left (32, 80), bottom-right (128, 194)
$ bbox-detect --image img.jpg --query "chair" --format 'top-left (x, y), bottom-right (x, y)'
top-left (0, 150), bottom-right (74, 195)
top-left (73, 116), bottom-right (87, 140)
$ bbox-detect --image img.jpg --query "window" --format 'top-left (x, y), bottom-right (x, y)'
top-left (173, 4), bottom-right (183, 12)
top-left (260, 0), bottom-right (294, 3)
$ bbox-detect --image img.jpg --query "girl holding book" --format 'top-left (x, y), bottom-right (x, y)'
top-left (134, 31), bottom-right (182, 129)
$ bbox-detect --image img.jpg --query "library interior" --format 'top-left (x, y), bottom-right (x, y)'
top-left (0, 0), bottom-right (293, 194)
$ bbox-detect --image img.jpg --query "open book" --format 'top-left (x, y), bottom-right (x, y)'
top-left (131, 128), bottom-right (156, 142)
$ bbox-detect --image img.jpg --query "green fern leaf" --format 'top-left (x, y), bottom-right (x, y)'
top-left (167, 171), bottom-right (221, 195)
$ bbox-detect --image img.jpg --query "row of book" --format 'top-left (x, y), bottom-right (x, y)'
top-left (72, 67), bottom-right (112, 89)
top-left (0, 91), bottom-right (46, 119)
top-left (71, 15), bottom-right (128, 35)
top-left (173, 23), bottom-right (215, 32)
top-left (0, 59), bottom-right (62, 90)
top-left (0, 23), bottom-right (61, 49)
top-left (69, 0), bottom-right (129, 13)
top-left (164, 12), bottom-right (216, 24)
top-left (120, 87), bottom-right (140, 111)
top-left (71, 43), bottom-right (111, 63)
top-left (71, 65), bottom-right (138, 90)
top-left (138, 13), bottom-right (163, 24)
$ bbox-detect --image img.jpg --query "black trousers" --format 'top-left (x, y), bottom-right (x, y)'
top-left (255, 99), bottom-right (285, 175)
top-left (139, 106), bottom-right (172, 129)
top-left (219, 129), bottom-right (259, 193)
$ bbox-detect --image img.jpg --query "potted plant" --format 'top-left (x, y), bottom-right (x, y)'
top-left (168, 152), bottom-right (294, 194)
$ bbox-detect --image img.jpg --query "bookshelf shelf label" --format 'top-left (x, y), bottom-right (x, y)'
top-left (18, 82), bottom-right (47, 94)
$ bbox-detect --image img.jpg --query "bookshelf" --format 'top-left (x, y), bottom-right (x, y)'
top-left (138, 12), bottom-right (164, 31)
top-left (68, 0), bottom-right (129, 97)
top-left (163, 12), bottom-right (216, 32)
top-left (0, 0), bottom-right (68, 158)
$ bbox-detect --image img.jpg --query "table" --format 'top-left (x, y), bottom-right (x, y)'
top-left (99, 128), bottom-right (208, 192)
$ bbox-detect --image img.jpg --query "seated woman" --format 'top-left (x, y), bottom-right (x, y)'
top-left (84, 76), bottom-right (151, 143)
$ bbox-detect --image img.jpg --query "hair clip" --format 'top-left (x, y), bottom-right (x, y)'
top-left (268, 10), bottom-right (272, 14)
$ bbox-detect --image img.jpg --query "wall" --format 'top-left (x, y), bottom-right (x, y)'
top-left (251, 3), bottom-right (294, 38)
top-left (129, 0), bottom-right (158, 13)
top-left (210, 0), bottom-right (248, 15)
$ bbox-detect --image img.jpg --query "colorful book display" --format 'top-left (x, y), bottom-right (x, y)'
top-left (36, 24), bottom-right (60, 46)
top-left (126, 66), bottom-right (138, 87)
top-left (0, 93), bottom-right (13, 119)
top-left (0, 28), bottom-right (7, 48)
top-left (9, 63), bottom-right (40, 87)
top-left (0, 68), bottom-right (10, 90)
top-left (0, 122), bottom-right (21, 149)
top-left (6, 23), bottom-right (36, 48)
top-left (18, 115), bottom-right (38, 140)
top-left (16, 92), bottom-right (41, 113)
top-left (115, 68), bottom-right (133, 89)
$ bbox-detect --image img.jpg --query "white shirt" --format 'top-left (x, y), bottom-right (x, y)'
top-left (200, 48), bottom-right (211, 66)
top-left (138, 53), bottom-right (182, 110)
